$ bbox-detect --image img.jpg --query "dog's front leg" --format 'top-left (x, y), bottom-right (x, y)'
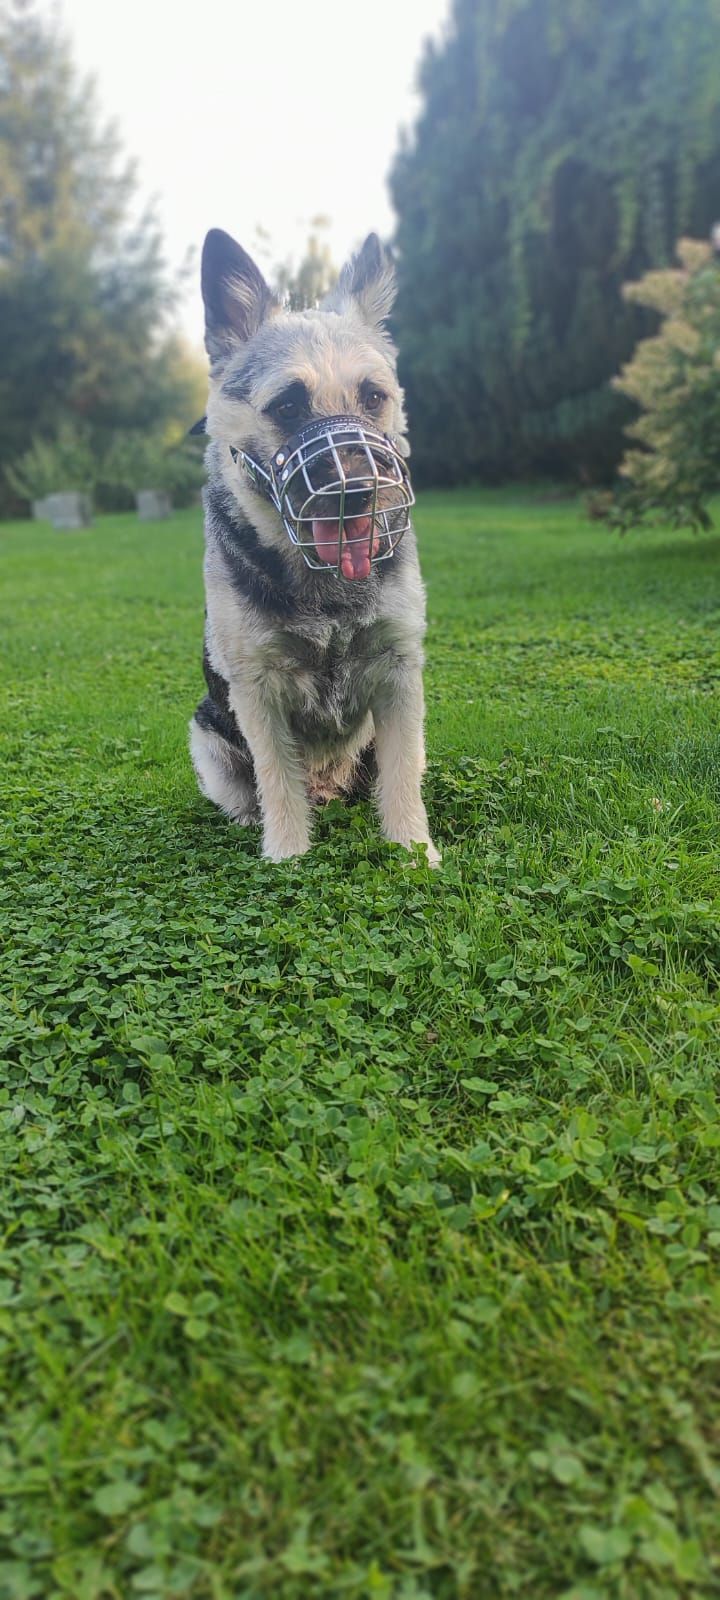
top-left (373, 668), bottom-right (440, 867)
top-left (229, 683), bottom-right (311, 862)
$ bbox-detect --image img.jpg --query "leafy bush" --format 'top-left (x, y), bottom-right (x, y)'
top-left (100, 431), bottom-right (205, 503)
top-left (5, 419), bottom-right (96, 502)
top-left (7, 423), bottom-right (205, 511)
top-left (612, 239), bottom-right (720, 530)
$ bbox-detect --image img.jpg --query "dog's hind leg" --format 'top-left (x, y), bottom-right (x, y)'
top-left (189, 711), bottom-right (258, 825)
top-left (344, 740), bottom-right (378, 802)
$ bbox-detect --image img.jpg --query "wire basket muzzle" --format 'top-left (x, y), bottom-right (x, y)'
top-left (270, 415), bottom-right (414, 577)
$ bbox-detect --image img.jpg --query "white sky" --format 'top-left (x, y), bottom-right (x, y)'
top-left (52, 0), bottom-right (451, 347)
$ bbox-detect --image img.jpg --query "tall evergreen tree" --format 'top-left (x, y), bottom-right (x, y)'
top-left (272, 217), bottom-right (338, 310)
top-left (390, 0), bottom-right (720, 484)
top-left (0, 0), bottom-right (198, 512)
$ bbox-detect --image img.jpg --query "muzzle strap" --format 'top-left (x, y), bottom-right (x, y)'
top-left (229, 445), bottom-right (275, 502)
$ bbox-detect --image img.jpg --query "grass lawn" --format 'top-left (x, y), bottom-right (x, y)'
top-left (1, 489), bottom-right (720, 1599)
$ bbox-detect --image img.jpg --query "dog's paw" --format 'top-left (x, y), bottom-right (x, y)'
top-left (407, 838), bottom-right (441, 869)
top-left (261, 832), bottom-right (312, 863)
top-left (385, 832), bottom-right (442, 869)
top-left (230, 808), bottom-right (260, 828)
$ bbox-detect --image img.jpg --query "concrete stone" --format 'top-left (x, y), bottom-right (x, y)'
top-left (136, 490), bottom-right (172, 521)
top-left (45, 493), bottom-right (93, 529)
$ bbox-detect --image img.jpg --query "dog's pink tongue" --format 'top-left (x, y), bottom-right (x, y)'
top-left (311, 516), bottom-right (373, 580)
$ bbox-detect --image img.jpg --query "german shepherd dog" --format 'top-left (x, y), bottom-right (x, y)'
top-left (189, 227), bottom-right (439, 866)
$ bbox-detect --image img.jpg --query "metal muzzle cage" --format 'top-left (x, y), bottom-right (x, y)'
top-left (231, 414), bottom-right (414, 577)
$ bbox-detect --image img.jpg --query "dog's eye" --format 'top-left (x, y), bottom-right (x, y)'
top-left (265, 382), bottom-right (309, 429)
top-left (361, 384), bottom-right (387, 414)
top-left (274, 399), bottom-right (301, 423)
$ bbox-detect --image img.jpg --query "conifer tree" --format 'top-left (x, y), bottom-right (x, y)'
top-left (390, 0), bottom-right (720, 483)
top-left (0, 0), bottom-right (198, 512)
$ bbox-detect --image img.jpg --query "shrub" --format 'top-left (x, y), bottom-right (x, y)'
top-left (6, 420), bottom-right (96, 503)
top-left (7, 424), bottom-right (205, 513)
top-left (100, 431), bottom-right (205, 505)
top-left (612, 238), bottom-right (720, 531)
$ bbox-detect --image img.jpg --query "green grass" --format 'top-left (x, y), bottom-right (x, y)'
top-left (1, 490), bottom-right (720, 1600)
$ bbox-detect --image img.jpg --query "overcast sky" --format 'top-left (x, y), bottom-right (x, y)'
top-left (53, 0), bottom-right (451, 346)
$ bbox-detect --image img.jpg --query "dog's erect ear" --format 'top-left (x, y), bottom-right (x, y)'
top-left (201, 229), bottom-right (274, 366)
top-left (323, 233), bottom-right (397, 326)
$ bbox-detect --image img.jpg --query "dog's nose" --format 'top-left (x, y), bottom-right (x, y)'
top-left (308, 446), bottom-right (370, 491)
top-left (306, 449), bottom-right (375, 519)
top-left (311, 485), bottom-right (374, 521)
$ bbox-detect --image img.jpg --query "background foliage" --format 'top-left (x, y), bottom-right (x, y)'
top-left (262, 216), bottom-right (339, 311)
top-left (391, 0), bottom-right (720, 485)
top-left (0, 0), bottom-right (204, 514)
top-left (6, 420), bottom-right (205, 510)
top-left (4, 0), bottom-right (720, 505)
top-left (612, 238), bottom-right (720, 530)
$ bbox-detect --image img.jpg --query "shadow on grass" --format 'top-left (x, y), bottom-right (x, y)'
top-left (510, 524), bottom-right (720, 617)
top-left (600, 526), bottom-right (720, 563)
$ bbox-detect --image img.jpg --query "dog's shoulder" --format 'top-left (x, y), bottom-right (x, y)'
top-left (204, 479), bottom-right (299, 621)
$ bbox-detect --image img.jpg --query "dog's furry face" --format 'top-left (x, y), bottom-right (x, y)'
top-left (201, 230), bottom-right (409, 558)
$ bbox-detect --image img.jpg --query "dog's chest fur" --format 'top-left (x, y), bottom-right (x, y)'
top-left (201, 483), bottom-right (424, 767)
top-left (207, 582), bottom-right (398, 752)
top-left (269, 617), bottom-right (391, 744)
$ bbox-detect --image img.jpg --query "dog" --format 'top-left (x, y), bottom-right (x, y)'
top-left (189, 226), bottom-right (439, 866)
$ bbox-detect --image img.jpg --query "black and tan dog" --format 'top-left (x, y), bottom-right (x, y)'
top-left (190, 227), bottom-right (439, 865)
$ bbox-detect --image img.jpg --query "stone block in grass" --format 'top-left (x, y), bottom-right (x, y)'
top-left (45, 492), bottom-right (93, 529)
top-left (136, 489), bottom-right (172, 521)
